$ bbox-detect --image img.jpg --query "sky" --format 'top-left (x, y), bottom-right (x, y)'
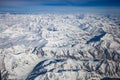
top-left (0, 0), bottom-right (120, 7)
top-left (0, 0), bottom-right (120, 13)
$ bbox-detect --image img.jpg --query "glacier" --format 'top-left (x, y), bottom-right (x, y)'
top-left (0, 13), bottom-right (120, 80)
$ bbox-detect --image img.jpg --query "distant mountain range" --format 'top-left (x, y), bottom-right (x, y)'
top-left (0, 13), bottom-right (120, 80)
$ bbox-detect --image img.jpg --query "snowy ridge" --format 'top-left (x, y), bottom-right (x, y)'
top-left (0, 13), bottom-right (120, 80)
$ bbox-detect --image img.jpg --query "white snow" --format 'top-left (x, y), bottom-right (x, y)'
top-left (0, 13), bottom-right (120, 80)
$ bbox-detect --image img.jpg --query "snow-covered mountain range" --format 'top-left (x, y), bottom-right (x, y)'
top-left (0, 13), bottom-right (120, 80)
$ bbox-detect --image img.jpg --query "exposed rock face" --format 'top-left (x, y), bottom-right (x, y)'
top-left (0, 13), bottom-right (120, 80)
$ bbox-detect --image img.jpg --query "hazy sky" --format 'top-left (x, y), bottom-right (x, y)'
top-left (0, 0), bottom-right (120, 13)
top-left (0, 0), bottom-right (120, 7)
